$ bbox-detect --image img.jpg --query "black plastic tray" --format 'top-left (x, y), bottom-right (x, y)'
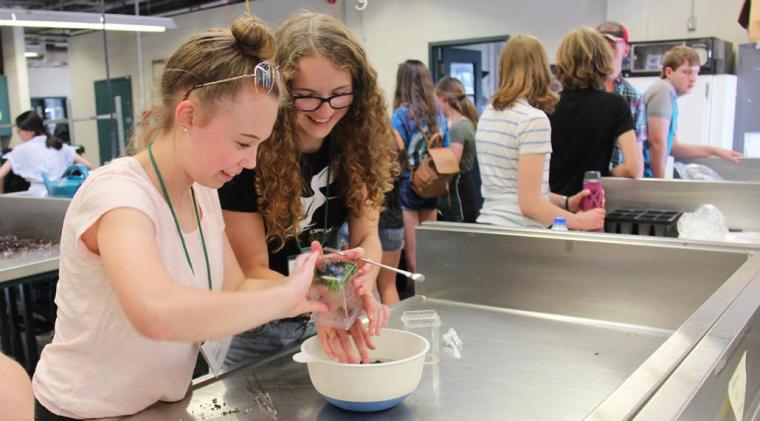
top-left (605, 209), bottom-right (682, 237)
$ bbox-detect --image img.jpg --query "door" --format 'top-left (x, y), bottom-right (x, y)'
top-left (734, 44), bottom-right (760, 155)
top-left (0, 75), bottom-right (12, 137)
top-left (441, 47), bottom-right (482, 110)
top-left (94, 76), bottom-right (133, 164)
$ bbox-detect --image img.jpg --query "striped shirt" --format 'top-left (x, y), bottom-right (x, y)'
top-left (476, 99), bottom-right (552, 228)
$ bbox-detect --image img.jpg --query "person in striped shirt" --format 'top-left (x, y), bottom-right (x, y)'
top-left (476, 34), bottom-right (605, 230)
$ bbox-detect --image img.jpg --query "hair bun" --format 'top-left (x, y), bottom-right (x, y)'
top-left (231, 14), bottom-right (275, 61)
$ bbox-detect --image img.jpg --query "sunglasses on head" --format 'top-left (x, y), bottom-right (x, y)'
top-left (182, 61), bottom-right (280, 100)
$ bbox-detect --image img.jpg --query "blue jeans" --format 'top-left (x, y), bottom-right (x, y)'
top-left (223, 317), bottom-right (316, 369)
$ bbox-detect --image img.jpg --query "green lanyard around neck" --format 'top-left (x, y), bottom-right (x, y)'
top-left (148, 143), bottom-right (212, 290)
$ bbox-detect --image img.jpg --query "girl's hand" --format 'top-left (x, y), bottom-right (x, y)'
top-left (568, 208), bottom-right (606, 231)
top-left (568, 188), bottom-right (605, 212)
top-left (316, 320), bottom-right (376, 364)
top-left (283, 252), bottom-right (327, 318)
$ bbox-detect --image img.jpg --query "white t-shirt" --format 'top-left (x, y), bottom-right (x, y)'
top-left (2, 135), bottom-right (77, 195)
top-left (476, 99), bottom-right (553, 228)
top-left (32, 157), bottom-right (226, 418)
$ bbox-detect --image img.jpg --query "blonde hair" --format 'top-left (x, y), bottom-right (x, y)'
top-left (435, 77), bottom-right (479, 125)
top-left (128, 15), bottom-right (278, 154)
top-left (661, 45), bottom-right (700, 78)
top-left (256, 11), bottom-right (396, 249)
top-left (555, 26), bottom-right (614, 90)
top-left (393, 59), bottom-right (439, 133)
top-left (491, 34), bottom-right (559, 114)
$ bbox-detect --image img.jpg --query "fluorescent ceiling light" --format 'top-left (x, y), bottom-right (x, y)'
top-left (24, 51), bottom-right (40, 58)
top-left (0, 8), bottom-right (176, 32)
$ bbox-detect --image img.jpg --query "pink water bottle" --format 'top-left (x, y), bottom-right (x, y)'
top-left (581, 171), bottom-right (604, 211)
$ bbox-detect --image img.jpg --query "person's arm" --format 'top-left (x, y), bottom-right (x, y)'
top-left (92, 207), bottom-right (323, 342)
top-left (0, 354), bottom-right (33, 421)
top-left (647, 116), bottom-right (670, 178)
top-left (517, 154), bottom-right (605, 231)
top-left (448, 122), bottom-right (465, 163)
top-left (73, 154), bottom-right (94, 170)
top-left (670, 138), bottom-right (743, 164)
top-left (610, 130), bottom-right (642, 178)
top-left (449, 142), bottom-right (464, 163)
top-left (223, 210), bottom-right (284, 281)
top-left (0, 160), bottom-right (11, 194)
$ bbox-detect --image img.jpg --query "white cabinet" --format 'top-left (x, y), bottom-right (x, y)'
top-left (627, 75), bottom-right (737, 150)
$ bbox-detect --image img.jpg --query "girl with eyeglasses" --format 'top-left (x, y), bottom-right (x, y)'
top-left (219, 11), bottom-right (395, 365)
top-left (31, 16), bottom-right (328, 420)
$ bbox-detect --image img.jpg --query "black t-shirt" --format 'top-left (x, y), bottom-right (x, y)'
top-left (379, 180), bottom-right (402, 229)
top-left (549, 88), bottom-right (634, 196)
top-left (218, 137), bottom-right (348, 275)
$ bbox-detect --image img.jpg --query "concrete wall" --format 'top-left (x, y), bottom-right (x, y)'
top-left (343, 0), bottom-right (606, 113)
top-left (63, 0), bottom-right (751, 164)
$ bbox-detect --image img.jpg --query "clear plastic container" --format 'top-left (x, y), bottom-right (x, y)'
top-left (309, 257), bottom-right (363, 330)
top-left (401, 309), bottom-right (441, 364)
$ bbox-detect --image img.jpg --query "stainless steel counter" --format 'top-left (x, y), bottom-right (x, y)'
top-left (602, 177), bottom-right (760, 232)
top-left (116, 296), bottom-right (670, 421)
top-left (0, 195), bottom-right (68, 284)
top-left (118, 225), bottom-right (759, 420)
top-left (677, 157), bottom-right (760, 182)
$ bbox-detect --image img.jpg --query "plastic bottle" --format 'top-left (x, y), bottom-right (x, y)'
top-left (551, 217), bottom-right (568, 231)
top-left (581, 170), bottom-right (604, 211)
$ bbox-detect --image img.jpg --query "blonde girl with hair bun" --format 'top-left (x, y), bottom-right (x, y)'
top-left (219, 11), bottom-right (394, 366)
top-left (32, 15), bottom-right (327, 419)
top-left (476, 34), bottom-right (606, 230)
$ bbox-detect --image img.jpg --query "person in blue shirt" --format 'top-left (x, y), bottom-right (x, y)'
top-left (391, 59), bottom-right (451, 272)
top-left (644, 46), bottom-right (742, 178)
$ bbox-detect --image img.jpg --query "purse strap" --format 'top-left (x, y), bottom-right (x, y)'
top-left (412, 117), bottom-right (441, 149)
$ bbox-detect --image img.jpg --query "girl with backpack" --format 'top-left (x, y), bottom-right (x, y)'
top-left (392, 60), bottom-right (451, 273)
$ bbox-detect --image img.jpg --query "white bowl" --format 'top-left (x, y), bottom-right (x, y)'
top-left (293, 328), bottom-right (430, 412)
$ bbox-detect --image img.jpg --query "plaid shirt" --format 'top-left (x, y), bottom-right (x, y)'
top-left (610, 77), bottom-right (647, 168)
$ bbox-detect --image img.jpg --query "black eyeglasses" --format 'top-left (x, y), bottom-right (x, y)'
top-left (182, 62), bottom-right (280, 100)
top-left (291, 92), bottom-right (354, 112)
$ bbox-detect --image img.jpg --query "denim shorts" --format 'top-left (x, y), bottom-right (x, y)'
top-left (223, 316), bottom-right (315, 369)
top-left (379, 227), bottom-right (404, 251)
top-left (399, 176), bottom-right (438, 211)
top-left (337, 223), bottom-right (404, 251)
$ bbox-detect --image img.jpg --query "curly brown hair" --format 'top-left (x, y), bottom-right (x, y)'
top-left (256, 11), bottom-right (396, 250)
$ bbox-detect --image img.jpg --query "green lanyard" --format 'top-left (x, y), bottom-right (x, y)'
top-left (294, 145), bottom-right (332, 251)
top-left (148, 143), bottom-right (212, 290)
